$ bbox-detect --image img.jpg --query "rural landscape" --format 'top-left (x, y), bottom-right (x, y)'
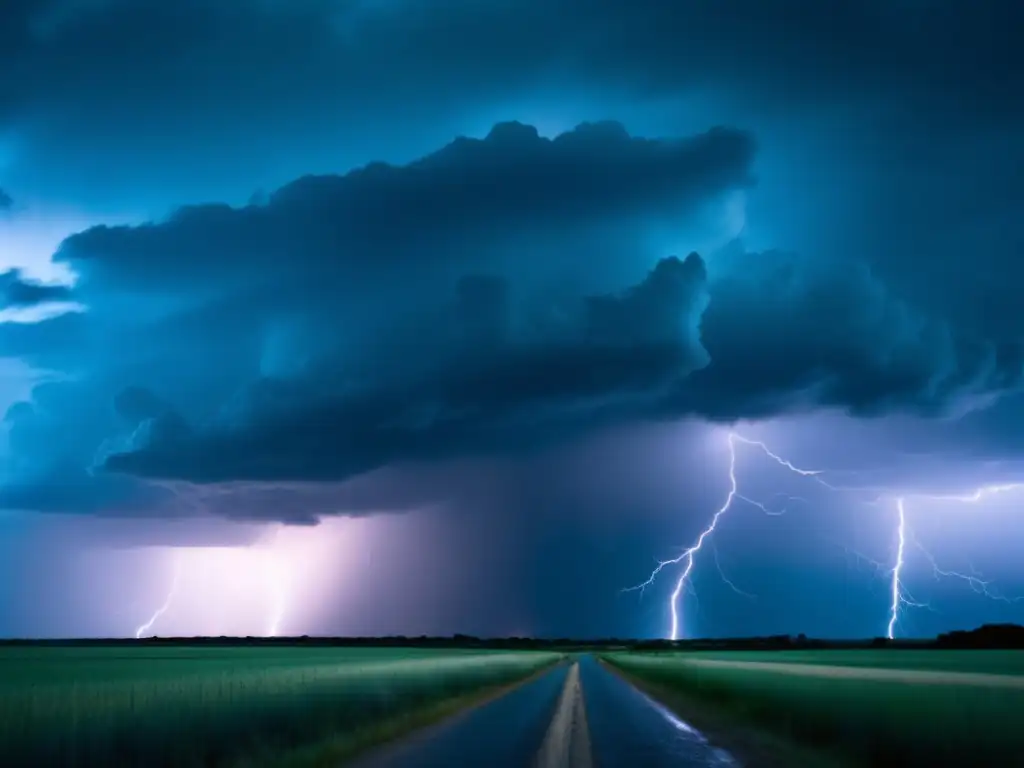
top-left (3, 624), bottom-right (1022, 766)
top-left (3, 1), bottom-right (1023, 766)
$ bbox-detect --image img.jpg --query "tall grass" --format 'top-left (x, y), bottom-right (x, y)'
top-left (0, 646), bottom-right (561, 767)
top-left (659, 649), bottom-right (1024, 675)
top-left (603, 651), bottom-right (1024, 767)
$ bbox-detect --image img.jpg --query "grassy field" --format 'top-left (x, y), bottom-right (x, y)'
top-left (659, 648), bottom-right (1024, 675)
top-left (0, 645), bottom-right (563, 767)
top-left (603, 650), bottom-right (1024, 766)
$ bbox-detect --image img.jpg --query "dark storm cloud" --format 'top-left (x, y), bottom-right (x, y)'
top-left (1, 0), bottom-right (1019, 205)
top-left (103, 253), bottom-right (711, 482)
top-left (5, 1), bottom-right (1018, 131)
top-left (0, 311), bottom-right (86, 366)
top-left (101, 245), bottom-right (1024, 486)
top-left (1, 1), bottom-right (1018, 336)
top-left (0, 268), bottom-right (73, 308)
top-left (2, 120), bottom-right (1021, 513)
top-left (0, 0), bottom-right (1021, 521)
top-left (0, 121), bottom-right (745, 517)
top-left (1, 0), bottom-right (1015, 353)
top-left (676, 248), bottom-right (1024, 421)
top-left (55, 121), bottom-right (753, 293)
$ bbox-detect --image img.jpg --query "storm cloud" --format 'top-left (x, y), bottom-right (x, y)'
top-left (2, 1), bottom-right (1020, 207)
top-left (681, 247), bottom-right (1024, 421)
top-left (0, 268), bottom-right (73, 308)
top-left (0, 1), bottom-right (1022, 525)
top-left (2, 1), bottom-right (1024, 645)
top-left (0, 117), bottom-right (1017, 520)
top-left (0, 121), bottom-right (743, 516)
top-left (2, 1), bottom-right (1018, 341)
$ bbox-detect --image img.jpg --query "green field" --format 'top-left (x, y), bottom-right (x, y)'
top-left (661, 648), bottom-right (1024, 675)
top-left (0, 645), bottom-right (562, 767)
top-left (603, 650), bottom-right (1024, 767)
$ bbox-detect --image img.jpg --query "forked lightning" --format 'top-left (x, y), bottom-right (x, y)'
top-left (627, 432), bottom-right (1024, 640)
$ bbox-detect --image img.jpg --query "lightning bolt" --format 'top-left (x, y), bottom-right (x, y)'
top-left (712, 544), bottom-right (756, 600)
top-left (624, 431), bottom-right (842, 640)
top-left (915, 538), bottom-right (1021, 603)
top-left (627, 425), bottom-right (1024, 642)
top-left (264, 550), bottom-right (287, 637)
top-left (134, 546), bottom-right (290, 639)
top-left (886, 500), bottom-right (906, 639)
top-left (886, 499), bottom-right (924, 639)
top-left (917, 484), bottom-right (1024, 504)
top-left (135, 556), bottom-right (181, 639)
top-left (887, 492), bottom-right (1024, 638)
top-left (728, 434), bottom-right (836, 488)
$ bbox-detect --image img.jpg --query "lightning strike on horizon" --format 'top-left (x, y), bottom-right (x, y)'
top-left (264, 550), bottom-right (288, 637)
top-left (622, 421), bottom-right (1024, 641)
top-left (887, 494), bottom-right (1024, 638)
top-left (624, 431), bottom-right (841, 640)
top-left (134, 545), bottom-right (291, 639)
top-left (623, 433), bottom-right (738, 641)
top-left (886, 499), bottom-right (915, 640)
top-left (629, 427), bottom-right (1024, 642)
top-left (136, 556), bottom-right (181, 639)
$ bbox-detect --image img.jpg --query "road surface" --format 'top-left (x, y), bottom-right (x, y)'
top-left (350, 656), bottom-right (738, 767)
top-left (580, 656), bottom-right (737, 767)
top-left (348, 662), bottom-right (569, 768)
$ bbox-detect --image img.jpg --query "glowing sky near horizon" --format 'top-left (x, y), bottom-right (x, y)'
top-left (125, 516), bottom-right (381, 640)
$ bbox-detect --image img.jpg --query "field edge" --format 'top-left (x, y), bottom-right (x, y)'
top-left (255, 657), bottom-right (567, 768)
top-left (597, 657), bottom-right (853, 768)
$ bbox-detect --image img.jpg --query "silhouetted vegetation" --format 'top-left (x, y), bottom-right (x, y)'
top-left (936, 623), bottom-right (1024, 649)
top-left (1, 623), bottom-right (1020, 650)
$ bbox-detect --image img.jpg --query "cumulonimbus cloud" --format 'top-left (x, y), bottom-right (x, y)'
top-left (0, 120), bottom-right (1020, 521)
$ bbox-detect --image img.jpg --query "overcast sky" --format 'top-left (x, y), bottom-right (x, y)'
top-left (1, 0), bottom-right (1023, 640)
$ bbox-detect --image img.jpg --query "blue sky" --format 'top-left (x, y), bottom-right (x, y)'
top-left (1, 0), bottom-right (1023, 640)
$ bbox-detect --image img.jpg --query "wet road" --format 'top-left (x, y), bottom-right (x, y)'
top-left (349, 663), bottom-right (568, 768)
top-left (351, 656), bottom-right (739, 767)
top-left (579, 655), bottom-right (737, 767)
